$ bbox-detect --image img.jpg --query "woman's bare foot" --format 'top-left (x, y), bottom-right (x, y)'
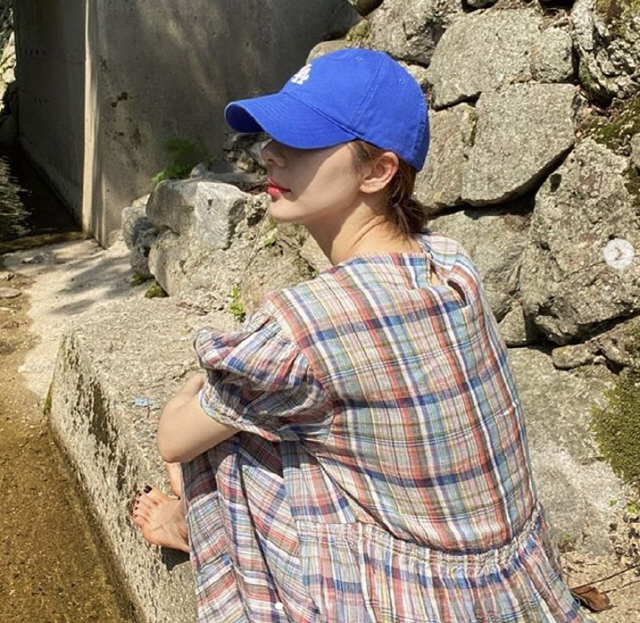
top-left (132, 486), bottom-right (189, 553)
top-left (165, 462), bottom-right (183, 498)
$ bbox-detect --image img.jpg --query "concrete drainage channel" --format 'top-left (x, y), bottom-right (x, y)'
top-left (0, 147), bottom-right (150, 622)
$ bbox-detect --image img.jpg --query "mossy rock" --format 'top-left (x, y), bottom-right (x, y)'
top-left (583, 94), bottom-right (640, 153)
top-left (144, 281), bottom-right (168, 299)
top-left (595, 0), bottom-right (640, 31)
top-left (578, 61), bottom-right (612, 108)
top-left (592, 326), bottom-right (640, 489)
top-left (345, 19), bottom-right (371, 43)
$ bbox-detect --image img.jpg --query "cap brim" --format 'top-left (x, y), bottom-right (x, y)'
top-left (224, 92), bottom-right (357, 149)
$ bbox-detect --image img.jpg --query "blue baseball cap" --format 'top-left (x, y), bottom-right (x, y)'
top-left (224, 48), bottom-right (430, 171)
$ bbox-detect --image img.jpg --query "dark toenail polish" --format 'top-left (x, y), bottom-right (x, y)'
top-left (144, 485), bottom-right (152, 493)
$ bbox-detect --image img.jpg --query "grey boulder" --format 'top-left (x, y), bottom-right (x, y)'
top-left (509, 347), bottom-right (621, 554)
top-left (364, 0), bottom-right (463, 65)
top-left (414, 103), bottom-right (475, 213)
top-left (427, 10), bottom-right (541, 109)
top-left (573, 0), bottom-right (640, 102)
top-left (461, 83), bottom-right (583, 205)
top-left (520, 138), bottom-right (640, 344)
top-left (530, 26), bottom-right (575, 84)
top-left (428, 202), bottom-right (531, 320)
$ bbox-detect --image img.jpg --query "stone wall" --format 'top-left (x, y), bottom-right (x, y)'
top-left (120, 0), bottom-right (640, 559)
top-left (12, 0), bottom-right (357, 245)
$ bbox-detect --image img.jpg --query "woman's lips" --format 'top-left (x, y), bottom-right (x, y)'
top-left (267, 178), bottom-right (290, 199)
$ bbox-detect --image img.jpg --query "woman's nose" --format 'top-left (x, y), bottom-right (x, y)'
top-left (261, 140), bottom-right (287, 167)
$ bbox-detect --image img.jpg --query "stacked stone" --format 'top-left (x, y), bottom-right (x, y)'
top-left (346, 0), bottom-right (640, 372)
top-left (117, 0), bottom-right (640, 557)
top-left (123, 0), bottom-right (640, 369)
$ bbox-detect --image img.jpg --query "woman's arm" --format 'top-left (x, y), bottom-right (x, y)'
top-left (157, 374), bottom-right (238, 463)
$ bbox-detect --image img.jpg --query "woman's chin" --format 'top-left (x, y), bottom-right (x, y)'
top-left (267, 202), bottom-right (297, 224)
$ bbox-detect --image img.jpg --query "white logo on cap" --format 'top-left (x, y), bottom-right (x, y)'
top-left (291, 64), bottom-right (312, 85)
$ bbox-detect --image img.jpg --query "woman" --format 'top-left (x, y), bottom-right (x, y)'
top-left (133, 48), bottom-right (588, 622)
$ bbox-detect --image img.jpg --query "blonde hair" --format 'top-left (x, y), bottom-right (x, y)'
top-left (351, 140), bottom-right (426, 236)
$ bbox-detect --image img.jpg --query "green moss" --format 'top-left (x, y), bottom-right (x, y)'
top-left (595, 0), bottom-right (640, 33)
top-left (42, 384), bottom-right (52, 416)
top-left (228, 285), bottom-right (246, 322)
top-left (346, 19), bottom-right (371, 43)
top-left (591, 326), bottom-right (640, 489)
top-left (583, 94), bottom-right (640, 152)
top-left (624, 165), bottom-right (640, 208)
top-left (151, 137), bottom-right (211, 184)
top-left (264, 215), bottom-right (277, 233)
top-left (144, 281), bottom-right (167, 298)
top-left (129, 272), bottom-right (150, 286)
top-left (578, 61), bottom-right (612, 107)
top-left (260, 231), bottom-right (278, 249)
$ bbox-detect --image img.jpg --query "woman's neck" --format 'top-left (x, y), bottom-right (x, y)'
top-left (307, 211), bottom-right (420, 266)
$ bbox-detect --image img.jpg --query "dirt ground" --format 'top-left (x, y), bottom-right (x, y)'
top-left (0, 266), bottom-right (137, 622)
top-left (559, 513), bottom-right (640, 623)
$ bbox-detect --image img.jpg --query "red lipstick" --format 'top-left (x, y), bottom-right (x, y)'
top-left (267, 178), bottom-right (289, 199)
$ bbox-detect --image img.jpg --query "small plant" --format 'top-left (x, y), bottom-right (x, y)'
top-left (42, 384), bottom-right (52, 416)
top-left (130, 273), bottom-right (151, 286)
top-left (228, 285), bottom-right (246, 322)
top-left (144, 281), bottom-right (168, 299)
top-left (260, 231), bottom-right (278, 249)
top-left (557, 533), bottom-right (577, 554)
top-left (151, 138), bottom-right (211, 184)
top-left (627, 500), bottom-right (640, 517)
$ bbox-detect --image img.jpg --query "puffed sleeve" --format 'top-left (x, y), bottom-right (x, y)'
top-left (193, 307), bottom-right (333, 442)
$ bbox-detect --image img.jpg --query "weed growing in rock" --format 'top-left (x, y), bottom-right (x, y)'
top-left (592, 326), bottom-right (640, 489)
top-left (346, 19), bottom-right (371, 44)
top-left (130, 273), bottom-right (150, 286)
top-left (42, 384), bottom-right (52, 416)
top-left (151, 138), bottom-right (211, 184)
top-left (228, 285), bottom-right (246, 322)
top-left (144, 281), bottom-right (168, 298)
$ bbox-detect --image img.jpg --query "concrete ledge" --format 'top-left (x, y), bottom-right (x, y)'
top-left (50, 297), bottom-right (233, 623)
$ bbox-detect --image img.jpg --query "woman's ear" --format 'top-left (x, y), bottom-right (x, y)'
top-left (358, 151), bottom-right (399, 195)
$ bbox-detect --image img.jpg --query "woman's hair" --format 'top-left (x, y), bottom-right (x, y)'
top-left (351, 140), bottom-right (426, 236)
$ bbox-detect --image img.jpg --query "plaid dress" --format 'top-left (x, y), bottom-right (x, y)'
top-left (186, 231), bottom-right (588, 623)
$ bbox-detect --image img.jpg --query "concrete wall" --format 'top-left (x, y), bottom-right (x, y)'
top-left (14, 0), bottom-right (357, 245)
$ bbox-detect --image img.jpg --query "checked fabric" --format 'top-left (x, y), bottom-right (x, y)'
top-left (183, 232), bottom-right (588, 623)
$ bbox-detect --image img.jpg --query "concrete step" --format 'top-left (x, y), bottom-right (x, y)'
top-left (50, 297), bottom-right (233, 623)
